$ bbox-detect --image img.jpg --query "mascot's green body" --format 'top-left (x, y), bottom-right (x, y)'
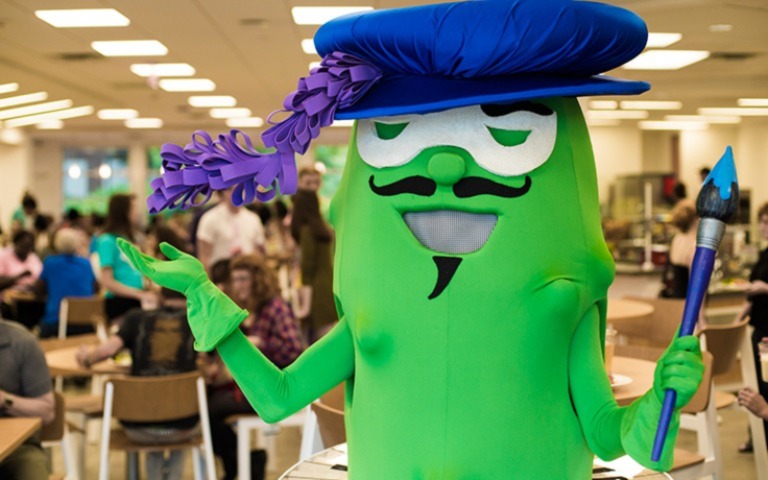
top-left (121, 1), bottom-right (705, 478)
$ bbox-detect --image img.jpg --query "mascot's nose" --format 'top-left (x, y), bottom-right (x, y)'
top-left (427, 152), bottom-right (466, 186)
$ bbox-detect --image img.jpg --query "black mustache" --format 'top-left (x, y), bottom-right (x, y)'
top-left (453, 176), bottom-right (532, 198)
top-left (369, 175), bottom-right (436, 196)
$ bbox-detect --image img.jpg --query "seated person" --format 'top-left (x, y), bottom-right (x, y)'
top-left (0, 319), bottom-right (55, 480)
top-left (76, 288), bottom-right (197, 480)
top-left (0, 231), bottom-right (43, 320)
top-left (35, 228), bottom-right (98, 338)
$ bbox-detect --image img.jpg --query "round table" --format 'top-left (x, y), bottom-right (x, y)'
top-left (45, 346), bottom-right (130, 376)
top-left (607, 298), bottom-right (655, 323)
top-left (612, 356), bottom-right (655, 406)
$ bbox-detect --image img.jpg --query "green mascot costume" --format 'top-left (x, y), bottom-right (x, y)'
top-left (123, 1), bottom-right (705, 478)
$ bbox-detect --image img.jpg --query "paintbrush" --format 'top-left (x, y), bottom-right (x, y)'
top-left (651, 146), bottom-right (739, 462)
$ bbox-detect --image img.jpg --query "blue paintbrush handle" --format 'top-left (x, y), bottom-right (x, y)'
top-left (651, 246), bottom-right (716, 462)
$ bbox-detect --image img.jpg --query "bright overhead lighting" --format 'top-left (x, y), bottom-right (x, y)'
top-left (125, 118), bottom-right (163, 129)
top-left (36, 119), bottom-right (64, 130)
top-left (130, 63), bottom-right (195, 77)
top-left (3, 106), bottom-right (94, 127)
top-left (620, 100), bottom-right (682, 110)
top-left (92, 40), bottom-right (168, 57)
top-left (188, 96), bottom-right (236, 107)
top-left (35, 9), bottom-right (129, 28)
top-left (622, 50), bottom-right (710, 70)
top-left (67, 164), bottom-right (81, 179)
top-left (589, 100), bottom-right (617, 110)
top-left (646, 33), bottom-right (682, 49)
top-left (709, 24), bottom-right (733, 33)
top-left (586, 119), bottom-right (621, 127)
top-left (586, 110), bottom-right (649, 120)
top-left (738, 98), bottom-right (768, 107)
top-left (331, 119), bottom-right (355, 127)
top-left (97, 109), bottom-right (138, 120)
top-left (0, 92), bottom-right (48, 109)
top-left (159, 79), bottom-right (215, 92)
top-left (98, 164), bottom-right (112, 179)
top-left (309, 61), bottom-right (322, 71)
top-left (301, 39), bottom-right (317, 55)
top-left (226, 117), bottom-right (265, 128)
top-left (639, 121), bottom-right (709, 131)
top-left (0, 99), bottom-right (73, 120)
top-left (291, 6), bottom-right (374, 25)
top-left (210, 108), bottom-right (251, 119)
top-left (698, 107), bottom-right (768, 116)
top-left (0, 83), bottom-right (19, 95)
top-left (0, 129), bottom-right (23, 145)
top-left (665, 115), bottom-right (741, 124)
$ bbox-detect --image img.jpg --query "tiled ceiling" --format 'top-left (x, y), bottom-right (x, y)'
top-left (0, 0), bottom-right (766, 133)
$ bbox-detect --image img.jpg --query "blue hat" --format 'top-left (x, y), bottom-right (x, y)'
top-left (315, 0), bottom-right (650, 119)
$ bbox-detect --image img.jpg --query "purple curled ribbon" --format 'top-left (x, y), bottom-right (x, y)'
top-left (147, 51), bottom-right (383, 213)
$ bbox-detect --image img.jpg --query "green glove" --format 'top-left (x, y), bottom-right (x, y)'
top-left (117, 239), bottom-right (248, 351)
top-left (621, 335), bottom-right (704, 471)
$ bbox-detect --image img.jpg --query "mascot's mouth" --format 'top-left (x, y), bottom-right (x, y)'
top-left (403, 210), bottom-right (498, 254)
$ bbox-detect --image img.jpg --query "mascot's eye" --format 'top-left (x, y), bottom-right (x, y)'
top-left (486, 127), bottom-right (531, 147)
top-left (374, 121), bottom-right (409, 140)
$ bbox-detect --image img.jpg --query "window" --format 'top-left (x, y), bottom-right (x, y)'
top-left (62, 147), bottom-right (129, 214)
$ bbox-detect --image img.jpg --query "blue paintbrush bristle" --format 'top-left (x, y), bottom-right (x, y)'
top-left (697, 146), bottom-right (739, 222)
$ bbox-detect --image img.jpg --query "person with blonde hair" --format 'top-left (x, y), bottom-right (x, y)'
top-left (660, 200), bottom-right (698, 298)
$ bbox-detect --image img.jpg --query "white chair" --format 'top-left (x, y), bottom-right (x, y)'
top-left (42, 392), bottom-right (78, 480)
top-left (741, 325), bottom-right (768, 480)
top-left (98, 372), bottom-right (216, 480)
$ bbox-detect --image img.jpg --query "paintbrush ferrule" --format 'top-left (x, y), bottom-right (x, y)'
top-left (696, 217), bottom-right (726, 251)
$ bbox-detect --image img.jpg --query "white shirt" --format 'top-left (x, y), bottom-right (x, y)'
top-left (196, 203), bottom-right (265, 265)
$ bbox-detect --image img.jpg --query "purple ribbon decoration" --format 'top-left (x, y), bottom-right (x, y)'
top-left (147, 51), bottom-right (383, 213)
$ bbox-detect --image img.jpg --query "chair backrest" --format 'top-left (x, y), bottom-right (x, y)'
top-left (699, 316), bottom-right (749, 377)
top-left (681, 351), bottom-right (714, 414)
top-left (105, 372), bottom-right (201, 422)
top-left (311, 401), bottom-right (346, 447)
top-left (617, 296), bottom-right (684, 347)
top-left (320, 382), bottom-right (345, 411)
top-left (59, 297), bottom-right (106, 338)
top-left (41, 392), bottom-right (65, 442)
top-left (614, 344), bottom-right (665, 363)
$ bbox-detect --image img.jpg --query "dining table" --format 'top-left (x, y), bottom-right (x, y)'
top-left (45, 345), bottom-right (130, 377)
top-left (607, 298), bottom-right (655, 323)
top-left (0, 417), bottom-right (42, 463)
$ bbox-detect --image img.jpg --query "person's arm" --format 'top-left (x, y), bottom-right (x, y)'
top-left (739, 387), bottom-right (768, 420)
top-left (76, 336), bottom-right (125, 368)
top-left (0, 390), bottom-right (54, 425)
top-left (747, 280), bottom-right (768, 297)
top-left (0, 271), bottom-right (31, 290)
top-left (736, 301), bottom-right (752, 323)
top-left (197, 240), bottom-right (213, 271)
top-left (32, 278), bottom-right (46, 298)
top-left (100, 267), bottom-right (151, 301)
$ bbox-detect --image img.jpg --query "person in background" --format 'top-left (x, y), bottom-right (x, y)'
top-left (209, 258), bottom-right (231, 291)
top-left (739, 387), bottom-right (768, 421)
top-left (0, 319), bottom-right (55, 480)
top-left (204, 254), bottom-right (302, 480)
top-left (94, 194), bottom-right (154, 321)
top-left (196, 188), bottom-right (265, 270)
top-left (699, 167), bottom-right (711, 184)
top-left (736, 202), bottom-right (768, 452)
top-left (291, 168), bottom-right (337, 342)
top-left (0, 230), bottom-right (42, 293)
top-left (35, 228), bottom-right (98, 338)
top-left (10, 193), bottom-right (37, 234)
top-left (32, 214), bottom-right (54, 259)
top-left (660, 200), bottom-right (697, 299)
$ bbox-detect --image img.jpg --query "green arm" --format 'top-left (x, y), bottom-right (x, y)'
top-left (217, 317), bottom-right (355, 423)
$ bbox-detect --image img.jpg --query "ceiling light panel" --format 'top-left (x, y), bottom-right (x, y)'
top-left (226, 117), bottom-right (265, 128)
top-left (301, 39), bottom-right (317, 55)
top-left (586, 119), bottom-right (621, 127)
top-left (0, 99), bottom-right (72, 120)
top-left (738, 98), bottom-right (768, 107)
top-left (291, 6), bottom-right (374, 25)
top-left (35, 9), bottom-right (129, 28)
top-left (188, 96), bottom-right (236, 107)
top-left (130, 63), bottom-right (195, 77)
top-left (0, 92), bottom-right (48, 109)
top-left (665, 115), bottom-right (741, 124)
top-left (698, 107), bottom-right (768, 116)
top-left (92, 40), bottom-right (168, 57)
top-left (0, 84), bottom-right (19, 95)
top-left (586, 110), bottom-right (649, 120)
top-left (639, 121), bottom-right (708, 131)
top-left (646, 33), bottom-right (682, 48)
top-left (309, 61), bottom-right (322, 71)
top-left (98, 109), bottom-right (138, 120)
top-left (622, 50), bottom-right (710, 70)
top-left (36, 120), bottom-right (63, 130)
top-left (4, 106), bottom-right (94, 128)
top-left (159, 79), bottom-right (215, 92)
top-left (210, 108), bottom-right (251, 119)
top-left (620, 101), bottom-right (682, 110)
top-left (589, 100), bottom-right (617, 110)
top-left (125, 118), bottom-right (163, 129)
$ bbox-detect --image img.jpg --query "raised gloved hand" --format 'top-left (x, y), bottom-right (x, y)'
top-left (621, 335), bottom-right (704, 471)
top-left (117, 239), bottom-right (248, 351)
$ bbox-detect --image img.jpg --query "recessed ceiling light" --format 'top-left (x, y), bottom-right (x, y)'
top-left (210, 108), bottom-right (251, 119)
top-left (125, 118), bottom-right (163, 129)
top-left (35, 9), bottom-right (129, 28)
top-left (589, 100), bottom-right (617, 110)
top-left (646, 33), bottom-right (682, 49)
top-left (3, 106), bottom-right (94, 128)
top-left (620, 101), bottom-right (682, 110)
top-left (97, 109), bottom-right (138, 120)
top-left (665, 115), bottom-right (741, 124)
top-left (130, 63), bottom-right (195, 77)
top-left (709, 24), bottom-right (733, 33)
top-left (309, 61), bottom-right (322, 71)
top-left (0, 99), bottom-right (73, 120)
top-left (586, 110), bottom-right (649, 120)
top-left (226, 117), bottom-right (265, 128)
top-left (98, 164), bottom-right (112, 179)
top-left (159, 79), bottom-right (215, 92)
top-left (301, 39), bottom-right (317, 55)
top-left (331, 119), bottom-right (355, 127)
top-left (0, 92), bottom-right (48, 109)
top-left (291, 6), bottom-right (374, 25)
top-left (586, 119), bottom-right (621, 127)
top-left (737, 98), bottom-right (768, 107)
top-left (622, 50), bottom-right (710, 70)
top-left (698, 107), bottom-right (768, 116)
top-left (0, 83), bottom-right (19, 95)
top-left (92, 40), bottom-right (168, 57)
top-left (639, 121), bottom-right (708, 131)
top-left (36, 119), bottom-right (64, 130)
top-left (188, 96), bottom-right (236, 107)
top-left (0, 129), bottom-right (23, 145)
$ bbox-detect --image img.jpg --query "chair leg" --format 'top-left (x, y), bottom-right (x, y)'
top-left (98, 385), bottom-right (114, 480)
top-left (191, 447), bottom-right (202, 480)
top-left (62, 430), bottom-right (79, 480)
top-left (237, 422), bottom-right (251, 480)
top-left (299, 407), bottom-right (322, 460)
top-left (126, 452), bottom-right (139, 480)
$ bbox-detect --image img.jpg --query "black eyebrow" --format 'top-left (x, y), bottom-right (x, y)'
top-left (480, 101), bottom-right (554, 117)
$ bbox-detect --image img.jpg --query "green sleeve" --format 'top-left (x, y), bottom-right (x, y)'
top-left (217, 315), bottom-right (355, 423)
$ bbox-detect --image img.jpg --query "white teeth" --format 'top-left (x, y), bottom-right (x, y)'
top-left (403, 210), bottom-right (497, 254)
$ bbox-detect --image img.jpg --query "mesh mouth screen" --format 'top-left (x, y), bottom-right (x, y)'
top-left (403, 210), bottom-right (497, 254)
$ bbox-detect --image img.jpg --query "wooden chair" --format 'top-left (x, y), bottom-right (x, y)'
top-left (615, 296), bottom-right (685, 349)
top-left (41, 392), bottom-right (78, 480)
top-left (98, 372), bottom-right (216, 480)
top-left (58, 297), bottom-right (107, 341)
top-left (741, 324), bottom-right (768, 480)
top-left (303, 382), bottom-right (346, 456)
top-left (698, 316), bottom-right (749, 410)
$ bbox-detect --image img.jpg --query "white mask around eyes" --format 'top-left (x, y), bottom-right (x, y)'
top-left (356, 104), bottom-right (558, 177)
